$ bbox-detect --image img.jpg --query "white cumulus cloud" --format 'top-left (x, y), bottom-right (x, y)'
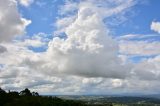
top-left (151, 21), bottom-right (160, 34)
top-left (0, 0), bottom-right (31, 42)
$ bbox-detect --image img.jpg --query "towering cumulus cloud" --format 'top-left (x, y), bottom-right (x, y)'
top-left (44, 0), bottom-right (135, 78)
top-left (0, 0), bottom-right (31, 42)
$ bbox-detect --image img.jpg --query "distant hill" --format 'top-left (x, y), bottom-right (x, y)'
top-left (57, 95), bottom-right (160, 105)
top-left (144, 94), bottom-right (160, 99)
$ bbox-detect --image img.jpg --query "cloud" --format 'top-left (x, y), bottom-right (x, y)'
top-left (17, 0), bottom-right (34, 7)
top-left (151, 21), bottom-right (160, 34)
top-left (1, 0), bottom-right (160, 95)
top-left (131, 55), bottom-right (160, 80)
top-left (0, 0), bottom-right (31, 42)
top-left (0, 45), bottom-right (7, 53)
top-left (119, 40), bottom-right (160, 56)
top-left (19, 33), bottom-right (49, 47)
top-left (54, 16), bottom-right (76, 36)
top-left (0, 0), bottom-right (136, 93)
top-left (118, 33), bottom-right (160, 56)
top-left (42, 0), bottom-right (138, 78)
top-left (58, 0), bottom-right (78, 15)
top-left (118, 34), bottom-right (160, 40)
top-left (118, 32), bottom-right (160, 82)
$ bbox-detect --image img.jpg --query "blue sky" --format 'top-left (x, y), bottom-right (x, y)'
top-left (18, 0), bottom-right (160, 37)
top-left (18, 0), bottom-right (60, 35)
top-left (0, 0), bottom-right (160, 94)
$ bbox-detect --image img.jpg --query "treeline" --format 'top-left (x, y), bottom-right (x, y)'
top-left (0, 88), bottom-right (88, 106)
top-left (0, 88), bottom-right (113, 106)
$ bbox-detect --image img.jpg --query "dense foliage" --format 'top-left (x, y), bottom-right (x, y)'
top-left (0, 88), bottom-right (113, 106)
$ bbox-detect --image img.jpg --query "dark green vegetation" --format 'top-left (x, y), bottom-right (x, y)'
top-left (0, 88), bottom-right (113, 106)
top-left (1, 88), bottom-right (160, 106)
top-left (0, 88), bottom-right (86, 106)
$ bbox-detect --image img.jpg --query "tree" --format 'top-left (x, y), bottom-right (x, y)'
top-left (32, 91), bottom-right (39, 96)
top-left (0, 87), bottom-right (6, 94)
top-left (19, 88), bottom-right (32, 96)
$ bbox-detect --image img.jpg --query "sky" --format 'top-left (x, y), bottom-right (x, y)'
top-left (0, 0), bottom-right (160, 95)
